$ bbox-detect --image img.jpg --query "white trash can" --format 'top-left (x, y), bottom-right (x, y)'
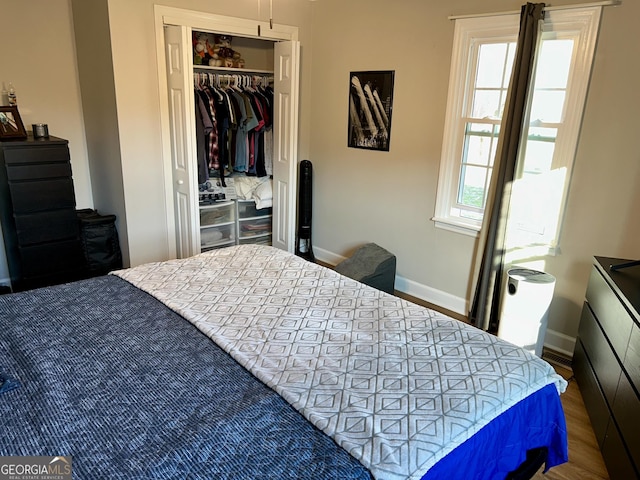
top-left (497, 268), bottom-right (556, 357)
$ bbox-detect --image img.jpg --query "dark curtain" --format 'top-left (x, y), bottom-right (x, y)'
top-left (468, 3), bottom-right (545, 333)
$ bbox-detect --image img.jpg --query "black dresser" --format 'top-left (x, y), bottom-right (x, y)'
top-left (0, 135), bottom-right (85, 291)
top-left (573, 256), bottom-right (640, 479)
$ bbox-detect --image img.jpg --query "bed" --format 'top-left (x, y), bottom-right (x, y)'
top-left (0, 244), bottom-right (567, 479)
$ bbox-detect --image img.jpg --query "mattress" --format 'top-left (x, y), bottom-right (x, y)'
top-left (0, 244), bottom-right (568, 479)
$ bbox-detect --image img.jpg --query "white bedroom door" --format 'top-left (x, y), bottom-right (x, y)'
top-left (158, 9), bottom-right (301, 259)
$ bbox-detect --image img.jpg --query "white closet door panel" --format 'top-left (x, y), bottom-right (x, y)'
top-left (165, 25), bottom-right (199, 258)
top-left (175, 190), bottom-right (192, 254)
top-left (272, 40), bottom-right (300, 253)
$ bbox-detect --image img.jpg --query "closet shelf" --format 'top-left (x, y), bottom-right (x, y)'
top-left (194, 65), bottom-right (273, 75)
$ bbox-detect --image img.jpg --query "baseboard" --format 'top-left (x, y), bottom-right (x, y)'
top-left (313, 246), bottom-right (467, 315)
top-left (393, 276), bottom-right (467, 316)
top-left (313, 247), bottom-right (348, 268)
top-left (543, 329), bottom-right (576, 359)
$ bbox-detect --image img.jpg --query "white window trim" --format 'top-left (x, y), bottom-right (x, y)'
top-left (433, 14), bottom-right (519, 237)
top-left (433, 7), bottom-right (602, 249)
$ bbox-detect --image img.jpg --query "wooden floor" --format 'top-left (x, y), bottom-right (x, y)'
top-left (532, 365), bottom-right (609, 480)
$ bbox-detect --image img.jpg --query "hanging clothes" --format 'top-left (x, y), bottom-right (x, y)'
top-left (195, 93), bottom-right (213, 185)
top-left (194, 77), bottom-right (222, 184)
top-left (193, 72), bottom-right (274, 188)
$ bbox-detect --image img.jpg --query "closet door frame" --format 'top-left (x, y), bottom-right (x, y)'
top-left (154, 5), bottom-right (300, 258)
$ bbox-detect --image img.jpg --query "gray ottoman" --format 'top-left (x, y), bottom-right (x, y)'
top-left (334, 243), bottom-right (396, 294)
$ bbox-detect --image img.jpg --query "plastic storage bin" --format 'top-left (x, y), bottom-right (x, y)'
top-left (200, 201), bottom-right (234, 227)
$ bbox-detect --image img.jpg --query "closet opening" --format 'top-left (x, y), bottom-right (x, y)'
top-left (155, 6), bottom-right (300, 260)
top-left (193, 31), bottom-right (277, 252)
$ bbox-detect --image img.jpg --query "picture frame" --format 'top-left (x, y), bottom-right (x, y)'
top-left (0, 106), bottom-right (27, 140)
top-left (348, 70), bottom-right (395, 152)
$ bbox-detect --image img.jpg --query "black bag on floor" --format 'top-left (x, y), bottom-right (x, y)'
top-left (77, 209), bottom-right (123, 276)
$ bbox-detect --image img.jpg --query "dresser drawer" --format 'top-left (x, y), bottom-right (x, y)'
top-left (6, 161), bottom-right (72, 181)
top-left (18, 239), bottom-right (84, 277)
top-left (3, 145), bottom-right (69, 165)
top-left (602, 419), bottom-right (639, 479)
top-left (624, 326), bottom-right (640, 392)
top-left (14, 210), bottom-right (79, 245)
top-left (587, 267), bottom-right (634, 356)
top-left (578, 302), bottom-right (622, 407)
top-left (8, 178), bottom-right (76, 213)
top-left (574, 337), bottom-right (611, 445)
top-left (612, 371), bottom-right (640, 471)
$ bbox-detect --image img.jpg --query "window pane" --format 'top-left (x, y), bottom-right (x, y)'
top-left (536, 39), bottom-right (574, 88)
top-left (465, 135), bottom-right (494, 166)
top-left (471, 89), bottom-right (502, 118)
top-left (521, 139), bottom-right (556, 175)
top-left (503, 43), bottom-right (517, 87)
top-left (530, 90), bottom-right (566, 122)
top-left (476, 43), bottom-right (508, 88)
top-left (458, 165), bottom-right (489, 208)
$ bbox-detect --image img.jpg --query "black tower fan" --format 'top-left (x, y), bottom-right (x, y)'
top-left (296, 160), bottom-right (314, 261)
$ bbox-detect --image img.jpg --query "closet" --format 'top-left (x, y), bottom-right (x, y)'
top-left (158, 8), bottom-right (300, 259)
top-left (194, 66), bottom-right (275, 251)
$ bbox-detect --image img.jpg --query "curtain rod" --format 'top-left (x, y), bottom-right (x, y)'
top-left (448, 0), bottom-right (621, 20)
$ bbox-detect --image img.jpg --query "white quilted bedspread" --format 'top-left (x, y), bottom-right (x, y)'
top-left (114, 245), bottom-right (566, 480)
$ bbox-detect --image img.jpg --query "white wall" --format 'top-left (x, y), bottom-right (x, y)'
top-left (71, 0), bottom-right (314, 269)
top-left (308, 0), bottom-right (640, 355)
top-left (2, 0), bottom-right (639, 357)
top-left (308, 0), bottom-right (472, 302)
top-left (0, 0), bottom-right (93, 285)
top-left (71, 0), bottom-right (129, 265)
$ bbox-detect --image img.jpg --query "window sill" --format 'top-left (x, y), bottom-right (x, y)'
top-left (432, 216), bottom-right (480, 238)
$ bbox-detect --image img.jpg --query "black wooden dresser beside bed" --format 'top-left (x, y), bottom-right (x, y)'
top-left (573, 256), bottom-right (640, 479)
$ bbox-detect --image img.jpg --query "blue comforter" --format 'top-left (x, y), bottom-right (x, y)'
top-left (0, 275), bottom-right (371, 479)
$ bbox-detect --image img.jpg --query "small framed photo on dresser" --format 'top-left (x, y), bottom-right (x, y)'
top-left (0, 106), bottom-right (27, 140)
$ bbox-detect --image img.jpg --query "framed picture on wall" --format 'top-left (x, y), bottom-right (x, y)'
top-left (348, 70), bottom-right (395, 152)
top-left (0, 106), bottom-right (27, 140)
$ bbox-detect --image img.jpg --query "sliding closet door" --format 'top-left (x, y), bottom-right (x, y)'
top-left (164, 25), bottom-right (199, 258)
top-left (271, 40), bottom-right (300, 253)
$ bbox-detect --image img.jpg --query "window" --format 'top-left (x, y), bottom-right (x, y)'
top-left (433, 7), bottom-right (602, 252)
